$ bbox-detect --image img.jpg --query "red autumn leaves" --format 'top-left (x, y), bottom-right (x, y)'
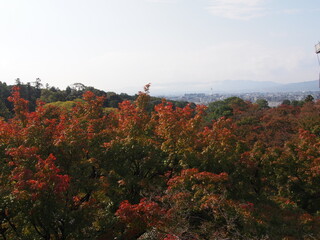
top-left (0, 86), bottom-right (319, 239)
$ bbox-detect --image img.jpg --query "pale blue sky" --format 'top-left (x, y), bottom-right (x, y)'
top-left (0, 0), bottom-right (319, 94)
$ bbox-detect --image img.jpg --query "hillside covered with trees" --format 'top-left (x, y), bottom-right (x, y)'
top-left (0, 83), bottom-right (319, 239)
top-left (0, 80), bottom-right (191, 119)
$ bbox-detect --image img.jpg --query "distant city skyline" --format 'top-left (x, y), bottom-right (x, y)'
top-left (0, 0), bottom-right (320, 95)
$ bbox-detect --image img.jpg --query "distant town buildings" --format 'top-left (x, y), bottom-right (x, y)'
top-left (164, 91), bottom-right (320, 107)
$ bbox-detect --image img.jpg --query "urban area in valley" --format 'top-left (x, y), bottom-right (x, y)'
top-left (165, 91), bottom-right (320, 107)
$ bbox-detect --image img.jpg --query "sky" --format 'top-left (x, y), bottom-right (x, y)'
top-left (0, 0), bottom-right (319, 95)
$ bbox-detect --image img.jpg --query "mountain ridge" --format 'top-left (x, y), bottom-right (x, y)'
top-left (154, 80), bottom-right (319, 95)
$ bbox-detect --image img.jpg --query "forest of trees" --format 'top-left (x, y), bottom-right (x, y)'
top-left (0, 80), bottom-right (191, 119)
top-left (0, 82), bottom-right (319, 239)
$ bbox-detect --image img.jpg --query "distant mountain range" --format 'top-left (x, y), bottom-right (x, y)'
top-left (198, 80), bottom-right (319, 93)
top-left (208, 80), bottom-right (281, 93)
top-left (206, 80), bottom-right (320, 93)
top-left (267, 80), bottom-right (320, 92)
top-left (153, 80), bottom-right (320, 96)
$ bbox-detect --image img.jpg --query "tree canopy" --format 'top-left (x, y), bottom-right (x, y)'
top-left (0, 84), bottom-right (319, 239)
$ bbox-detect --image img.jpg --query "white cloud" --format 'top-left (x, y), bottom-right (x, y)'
top-left (207, 0), bottom-right (267, 20)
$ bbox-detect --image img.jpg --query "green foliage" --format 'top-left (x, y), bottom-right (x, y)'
top-left (304, 94), bottom-right (315, 103)
top-left (46, 99), bottom-right (84, 110)
top-left (206, 97), bottom-right (251, 122)
top-left (206, 100), bottom-right (233, 121)
top-left (256, 98), bottom-right (269, 109)
top-left (282, 99), bottom-right (291, 105)
top-left (0, 100), bottom-right (11, 119)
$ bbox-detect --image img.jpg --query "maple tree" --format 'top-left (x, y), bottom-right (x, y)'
top-left (0, 86), bottom-right (319, 239)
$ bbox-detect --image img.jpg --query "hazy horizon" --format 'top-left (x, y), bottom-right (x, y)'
top-left (1, 0), bottom-right (320, 95)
